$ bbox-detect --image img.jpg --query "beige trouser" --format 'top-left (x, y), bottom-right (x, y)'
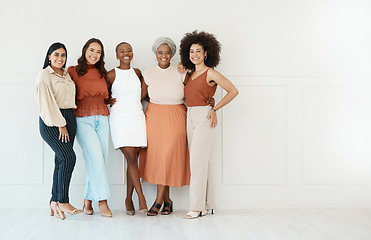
top-left (187, 106), bottom-right (215, 211)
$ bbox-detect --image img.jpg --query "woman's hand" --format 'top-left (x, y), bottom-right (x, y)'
top-left (109, 98), bottom-right (117, 107)
top-left (59, 126), bottom-right (70, 143)
top-left (177, 62), bottom-right (186, 73)
top-left (205, 97), bottom-right (215, 107)
top-left (207, 109), bottom-right (217, 128)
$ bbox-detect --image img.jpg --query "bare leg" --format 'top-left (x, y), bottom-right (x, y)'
top-left (147, 185), bottom-right (166, 216)
top-left (125, 169), bottom-right (135, 214)
top-left (161, 186), bottom-right (172, 215)
top-left (120, 147), bottom-right (147, 211)
top-left (163, 186), bottom-right (170, 202)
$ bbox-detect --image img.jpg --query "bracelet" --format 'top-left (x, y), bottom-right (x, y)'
top-left (211, 107), bottom-right (217, 113)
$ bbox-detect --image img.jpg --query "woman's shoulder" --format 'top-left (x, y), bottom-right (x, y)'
top-left (36, 67), bottom-right (53, 84)
top-left (133, 68), bottom-right (142, 78)
top-left (206, 67), bottom-right (219, 78)
top-left (67, 65), bottom-right (78, 78)
top-left (133, 67), bottom-right (142, 74)
top-left (105, 68), bottom-right (116, 85)
top-left (67, 65), bottom-right (77, 71)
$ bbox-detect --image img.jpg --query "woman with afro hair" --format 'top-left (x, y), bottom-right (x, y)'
top-left (180, 31), bottom-right (239, 219)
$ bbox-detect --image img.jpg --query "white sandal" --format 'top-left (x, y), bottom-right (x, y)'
top-left (183, 211), bottom-right (201, 219)
top-left (201, 209), bottom-right (214, 216)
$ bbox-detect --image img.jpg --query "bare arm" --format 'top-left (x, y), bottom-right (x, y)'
top-left (206, 69), bottom-right (239, 128)
top-left (106, 69), bottom-right (116, 106)
top-left (207, 68), bottom-right (239, 111)
top-left (141, 78), bottom-right (148, 101)
top-left (134, 68), bottom-right (148, 101)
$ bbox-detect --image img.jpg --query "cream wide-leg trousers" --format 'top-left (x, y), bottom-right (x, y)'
top-left (187, 106), bottom-right (215, 211)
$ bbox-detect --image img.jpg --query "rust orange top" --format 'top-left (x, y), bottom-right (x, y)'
top-left (184, 69), bottom-right (217, 107)
top-left (68, 65), bottom-right (109, 117)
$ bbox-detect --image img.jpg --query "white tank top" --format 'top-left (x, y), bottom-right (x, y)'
top-left (110, 67), bottom-right (143, 117)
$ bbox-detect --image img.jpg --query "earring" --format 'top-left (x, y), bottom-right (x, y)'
top-left (204, 55), bottom-right (207, 60)
top-left (48, 60), bottom-right (51, 65)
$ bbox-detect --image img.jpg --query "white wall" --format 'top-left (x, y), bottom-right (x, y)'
top-left (1, 0), bottom-right (371, 209)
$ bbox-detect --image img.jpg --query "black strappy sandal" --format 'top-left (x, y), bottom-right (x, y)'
top-left (161, 201), bottom-right (173, 215)
top-left (147, 202), bottom-right (162, 216)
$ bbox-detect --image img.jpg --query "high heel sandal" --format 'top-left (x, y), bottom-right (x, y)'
top-left (147, 202), bottom-right (162, 216)
top-left (125, 199), bottom-right (135, 216)
top-left (56, 204), bottom-right (66, 220)
top-left (82, 199), bottom-right (94, 215)
top-left (99, 201), bottom-right (112, 218)
top-left (58, 203), bottom-right (82, 216)
top-left (49, 201), bottom-right (54, 216)
top-left (183, 210), bottom-right (202, 219)
top-left (201, 209), bottom-right (214, 216)
top-left (50, 201), bottom-right (62, 219)
top-left (127, 209), bottom-right (135, 216)
top-left (161, 201), bottom-right (173, 215)
top-left (139, 208), bottom-right (148, 214)
top-left (138, 198), bottom-right (148, 214)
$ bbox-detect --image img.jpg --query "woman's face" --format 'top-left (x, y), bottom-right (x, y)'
top-left (49, 48), bottom-right (66, 70)
top-left (189, 44), bottom-right (206, 65)
top-left (116, 43), bottom-right (133, 63)
top-left (156, 44), bottom-right (171, 69)
top-left (85, 42), bottom-right (102, 65)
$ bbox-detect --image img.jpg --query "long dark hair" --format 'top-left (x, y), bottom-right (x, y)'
top-left (43, 42), bottom-right (67, 69)
top-left (76, 38), bottom-right (107, 78)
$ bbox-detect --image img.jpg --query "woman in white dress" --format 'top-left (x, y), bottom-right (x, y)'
top-left (106, 42), bottom-right (148, 215)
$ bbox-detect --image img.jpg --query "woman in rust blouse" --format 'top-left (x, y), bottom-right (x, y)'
top-left (180, 31), bottom-right (239, 219)
top-left (68, 38), bottom-right (112, 217)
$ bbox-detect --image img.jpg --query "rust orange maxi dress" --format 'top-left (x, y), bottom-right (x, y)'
top-left (139, 65), bottom-right (190, 187)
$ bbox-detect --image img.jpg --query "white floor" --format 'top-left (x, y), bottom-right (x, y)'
top-left (1, 208), bottom-right (371, 240)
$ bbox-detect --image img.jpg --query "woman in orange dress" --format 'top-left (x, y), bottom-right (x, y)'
top-left (139, 37), bottom-right (190, 216)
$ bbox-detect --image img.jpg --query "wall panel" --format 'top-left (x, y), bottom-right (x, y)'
top-left (223, 84), bottom-right (287, 185)
top-left (303, 86), bottom-right (367, 185)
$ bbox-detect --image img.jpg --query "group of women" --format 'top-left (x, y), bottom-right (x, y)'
top-left (36, 31), bottom-right (239, 220)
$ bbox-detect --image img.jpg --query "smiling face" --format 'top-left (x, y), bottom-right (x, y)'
top-left (156, 44), bottom-right (172, 69)
top-left (116, 43), bottom-right (133, 64)
top-left (189, 43), bottom-right (207, 65)
top-left (49, 48), bottom-right (66, 70)
top-left (85, 42), bottom-right (102, 65)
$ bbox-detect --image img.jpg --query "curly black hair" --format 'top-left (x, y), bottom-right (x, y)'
top-left (179, 30), bottom-right (221, 71)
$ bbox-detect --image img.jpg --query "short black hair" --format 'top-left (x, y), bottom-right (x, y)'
top-left (180, 31), bottom-right (221, 71)
top-left (115, 42), bottom-right (132, 54)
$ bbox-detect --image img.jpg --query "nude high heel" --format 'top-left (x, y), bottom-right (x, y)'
top-left (82, 199), bottom-right (94, 215)
top-left (56, 204), bottom-right (66, 220)
top-left (49, 201), bottom-right (54, 216)
top-left (99, 200), bottom-right (112, 218)
top-left (125, 199), bottom-right (135, 216)
top-left (58, 203), bottom-right (82, 216)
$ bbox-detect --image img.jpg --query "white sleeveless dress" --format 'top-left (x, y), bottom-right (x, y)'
top-left (110, 67), bottom-right (147, 149)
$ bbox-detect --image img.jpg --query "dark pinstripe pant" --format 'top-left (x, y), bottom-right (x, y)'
top-left (39, 109), bottom-right (77, 203)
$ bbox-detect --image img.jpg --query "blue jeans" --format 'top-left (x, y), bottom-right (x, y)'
top-left (76, 115), bottom-right (110, 201)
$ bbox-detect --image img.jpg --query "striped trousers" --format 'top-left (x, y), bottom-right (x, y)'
top-left (39, 109), bottom-right (77, 203)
